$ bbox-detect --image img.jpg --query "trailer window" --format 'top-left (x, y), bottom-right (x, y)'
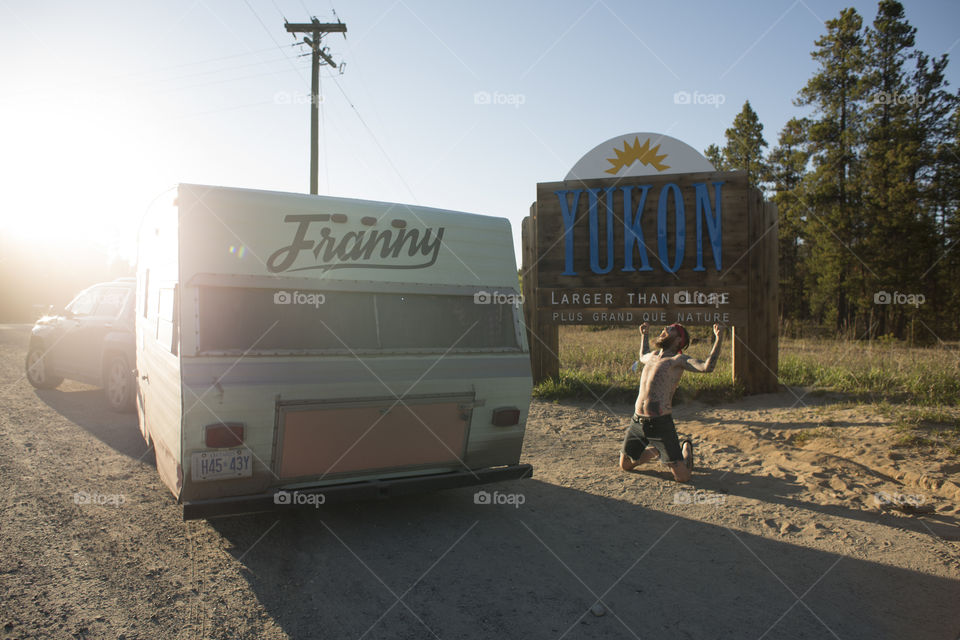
top-left (196, 287), bottom-right (519, 354)
top-left (377, 293), bottom-right (517, 350)
top-left (142, 269), bottom-right (150, 318)
top-left (198, 287), bottom-right (378, 353)
top-left (157, 287), bottom-right (180, 355)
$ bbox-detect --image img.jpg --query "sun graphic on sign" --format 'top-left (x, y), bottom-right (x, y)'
top-left (605, 136), bottom-right (671, 174)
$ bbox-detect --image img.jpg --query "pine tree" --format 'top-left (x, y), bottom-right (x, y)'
top-left (919, 77), bottom-right (960, 337)
top-left (699, 2), bottom-right (960, 339)
top-left (859, 0), bottom-right (921, 339)
top-left (855, 1), bottom-right (959, 341)
top-left (943, 103), bottom-right (960, 336)
top-left (722, 101), bottom-right (768, 190)
top-left (913, 53), bottom-right (957, 233)
top-left (766, 117), bottom-right (811, 324)
top-left (704, 143), bottom-right (727, 171)
top-left (794, 7), bottom-right (866, 333)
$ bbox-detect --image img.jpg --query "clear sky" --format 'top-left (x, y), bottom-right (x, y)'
top-left (2, 0), bottom-right (958, 267)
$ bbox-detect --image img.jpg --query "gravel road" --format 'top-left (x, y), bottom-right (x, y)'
top-left (1, 323), bottom-right (958, 640)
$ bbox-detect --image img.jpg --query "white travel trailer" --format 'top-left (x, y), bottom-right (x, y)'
top-left (136, 184), bottom-right (532, 519)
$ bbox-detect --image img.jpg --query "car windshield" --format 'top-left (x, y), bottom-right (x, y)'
top-left (94, 287), bottom-right (131, 317)
top-left (65, 288), bottom-right (98, 317)
top-left (196, 287), bottom-right (521, 354)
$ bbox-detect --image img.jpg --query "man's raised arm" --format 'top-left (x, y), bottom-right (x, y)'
top-left (638, 322), bottom-right (652, 362)
top-left (681, 323), bottom-right (725, 373)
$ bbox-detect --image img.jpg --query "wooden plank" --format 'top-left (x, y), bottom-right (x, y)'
top-left (537, 285), bottom-right (748, 324)
top-left (738, 187), bottom-right (780, 394)
top-left (521, 215), bottom-right (535, 355)
top-left (744, 186), bottom-right (761, 393)
top-left (522, 203), bottom-right (558, 384)
top-left (538, 286), bottom-right (748, 305)
top-left (535, 171), bottom-right (751, 291)
top-left (761, 200), bottom-right (780, 392)
top-left (731, 323), bottom-right (747, 389)
top-left (538, 307), bottom-right (749, 326)
top-left (732, 187), bottom-right (758, 391)
top-left (536, 322), bottom-right (560, 382)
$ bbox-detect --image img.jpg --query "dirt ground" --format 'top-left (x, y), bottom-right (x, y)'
top-left (1, 323), bottom-right (958, 640)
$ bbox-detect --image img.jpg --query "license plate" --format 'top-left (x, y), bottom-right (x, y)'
top-left (191, 449), bottom-right (253, 481)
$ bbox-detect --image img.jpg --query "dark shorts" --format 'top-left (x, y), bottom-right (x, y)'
top-left (622, 413), bottom-right (683, 463)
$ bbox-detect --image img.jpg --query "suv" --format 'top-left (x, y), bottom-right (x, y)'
top-left (25, 278), bottom-right (137, 412)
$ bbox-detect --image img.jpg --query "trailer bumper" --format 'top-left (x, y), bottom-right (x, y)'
top-left (182, 464), bottom-right (533, 520)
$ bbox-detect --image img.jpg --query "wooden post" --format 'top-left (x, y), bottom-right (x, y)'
top-left (734, 189), bottom-right (779, 394)
top-left (731, 323), bottom-right (748, 389)
top-left (521, 214), bottom-right (535, 356)
top-left (284, 21), bottom-right (347, 195)
top-left (521, 203), bottom-right (558, 385)
top-left (762, 199), bottom-right (780, 392)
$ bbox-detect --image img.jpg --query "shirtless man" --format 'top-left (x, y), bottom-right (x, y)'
top-left (619, 322), bottom-right (725, 482)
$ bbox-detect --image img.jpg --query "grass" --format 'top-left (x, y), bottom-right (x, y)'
top-left (777, 338), bottom-right (960, 405)
top-left (790, 426), bottom-right (841, 447)
top-left (533, 327), bottom-right (960, 452)
top-left (880, 403), bottom-right (960, 455)
top-left (533, 325), bottom-right (743, 406)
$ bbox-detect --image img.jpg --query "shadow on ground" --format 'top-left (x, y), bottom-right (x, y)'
top-left (10, 318), bottom-right (954, 640)
top-left (209, 479), bottom-right (960, 640)
top-left (631, 462), bottom-right (960, 541)
top-left (34, 387), bottom-right (151, 463)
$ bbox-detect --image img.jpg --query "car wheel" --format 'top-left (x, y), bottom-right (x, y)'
top-left (104, 354), bottom-right (135, 412)
top-left (25, 345), bottom-right (63, 389)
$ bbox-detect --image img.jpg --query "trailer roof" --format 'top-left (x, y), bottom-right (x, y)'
top-left (174, 184), bottom-right (520, 289)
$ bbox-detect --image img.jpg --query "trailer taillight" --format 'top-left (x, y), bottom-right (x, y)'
top-left (491, 407), bottom-right (521, 427)
top-left (205, 422), bottom-right (245, 448)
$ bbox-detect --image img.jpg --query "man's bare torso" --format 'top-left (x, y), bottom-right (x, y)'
top-left (635, 353), bottom-right (684, 417)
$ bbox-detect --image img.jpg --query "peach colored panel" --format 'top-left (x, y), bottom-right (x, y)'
top-left (280, 402), bottom-right (467, 478)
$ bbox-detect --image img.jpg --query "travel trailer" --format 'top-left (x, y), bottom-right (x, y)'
top-left (136, 184), bottom-right (532, 519)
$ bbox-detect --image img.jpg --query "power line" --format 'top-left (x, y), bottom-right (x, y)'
top-left (319, 73), bottom-right (330, 192)
top-left (244, 0), bottom-right (287, 52)
top-left (137, 53), bottom-right (300, 86)
top-left (269, 0), bottom-right (288, 21)
top-left (278, 9), bottom-right (415, 200)
top-left (154, 65), bottom-right (308, 96)
top-left (325, 72), bottom-right (417, 202)
top-left (135, 45), bottom-right (297, 78)
top-left (0, 44), bottom-right (302, 103)
top-left (3, 59), bottom-right (310, 113)
top-left (320, 2), bottom-right (414, 200)
top-left (337, 24), bottom-right (390, 159)
top-left (245, 0), bottom-right (309, 85)
top-left (164, 98), bottom-right (278, 122)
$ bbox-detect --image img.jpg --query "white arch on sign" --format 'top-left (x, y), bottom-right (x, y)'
top-left (565, 132), bottom-right (715, 181)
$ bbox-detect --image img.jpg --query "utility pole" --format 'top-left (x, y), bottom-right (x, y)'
top-left (285, 18), bottom-right (347, 194)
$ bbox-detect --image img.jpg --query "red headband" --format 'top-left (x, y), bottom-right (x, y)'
top-left (668, 323), bottom-right (689, 351)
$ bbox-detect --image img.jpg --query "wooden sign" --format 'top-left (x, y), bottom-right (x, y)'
top-left (520, 133), bottom-right (778, 394)
top-left (534, 171), bottom-right (750, 325)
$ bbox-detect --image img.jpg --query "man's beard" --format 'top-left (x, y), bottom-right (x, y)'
top-left (655, 335), bottom-right (680, 351)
